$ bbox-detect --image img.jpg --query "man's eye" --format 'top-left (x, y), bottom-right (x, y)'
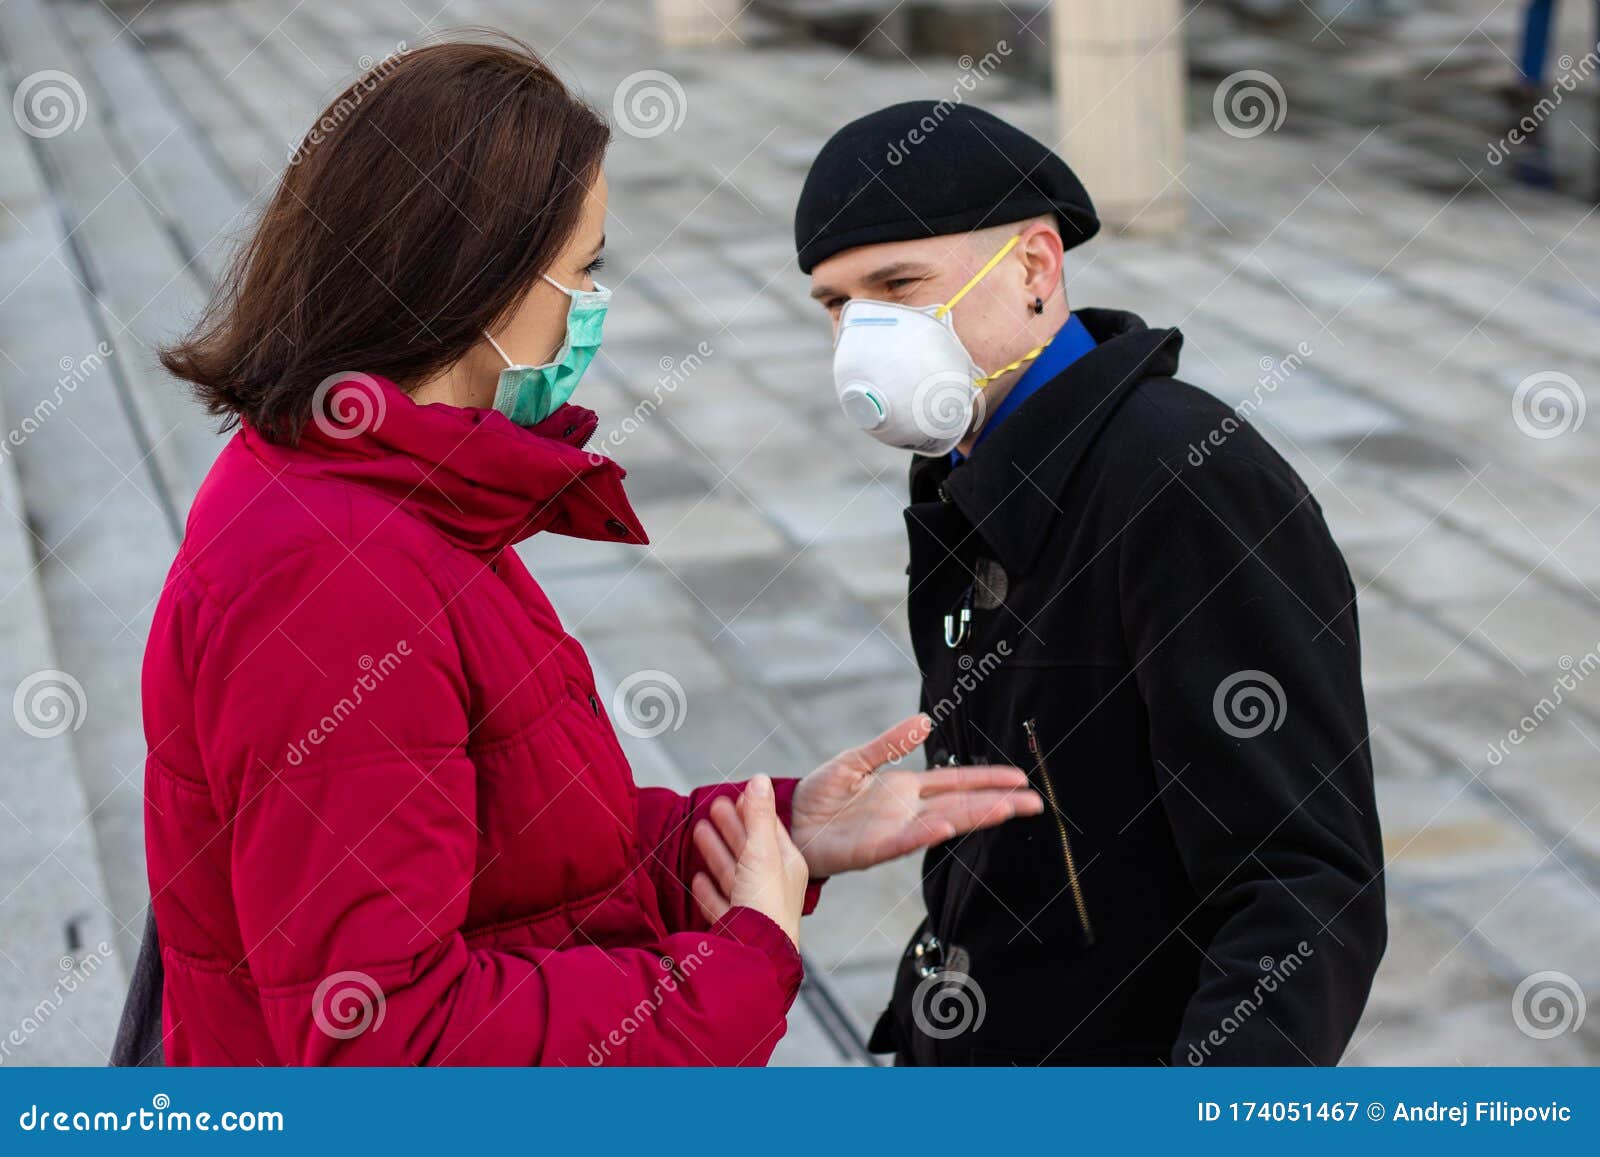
top-left (824, 297), bottom-right (847, 311)
top-left (885, 278), bottom-right (918, 291)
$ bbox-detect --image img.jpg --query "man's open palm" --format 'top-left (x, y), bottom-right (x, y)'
top-left (788, 714), bottom-right (1041, 878)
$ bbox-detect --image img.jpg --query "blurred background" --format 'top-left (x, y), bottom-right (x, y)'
top-left (2, 0), bottom-right (1599, 1065)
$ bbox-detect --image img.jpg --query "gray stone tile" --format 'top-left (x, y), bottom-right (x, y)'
top-left (517, 534), bottom-right (641, 578)
top-left (1345, 528), bottom-right (1533, 605)
top-left (1434, 592), bottom-right (1600, 674)
top-left (1484, 751), bottom-right (1600, 865)
top-left (1428, 868), bottom-right (1600, 990)
top-left (714, 604), bottom-right (912, 687)
top-left (672, 552), bottom-right (846, 623)
top-left (585, 626), bottom-right (731, 696)
top-left (757, 478), bottom-right (908, 545)
top-left (654, 684), bottom-right (818, 790)
top-left (1354, 592), bottom-right (1502, 691)
top-left (822, 960), bottom-right (900, 1045)
top-left (1358, 898), bottom-right (1502, 1028)
top-left (633, 492), bottom-right (790, 568)
top-left (1347, 994), bottom-right (1599, 1065)
top-left (810, 536), bottom-right (912, 603)
top-left (1376, 774), bottom-right (1545, 884)
top-left (804, 859), bottom-right (929, 973)
top-left (781, 674), bottom-right (927, 763)
top-left (537, 560), bottom-right (700, 634)
top-left (768, 996), bottom-right (859, 1066)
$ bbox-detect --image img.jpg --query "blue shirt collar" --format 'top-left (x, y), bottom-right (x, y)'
top-left (951, 313), bottom-right (1097, 465)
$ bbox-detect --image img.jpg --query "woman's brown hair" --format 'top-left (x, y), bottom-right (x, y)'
top-left (162, 33), bottom-right (610, 443)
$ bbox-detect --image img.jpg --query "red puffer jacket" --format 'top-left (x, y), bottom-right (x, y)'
top-left (142, 373), bottom-right (811, 1066)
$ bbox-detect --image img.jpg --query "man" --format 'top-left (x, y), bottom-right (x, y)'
top-left (794, 102), bottom-right (1386, 1066)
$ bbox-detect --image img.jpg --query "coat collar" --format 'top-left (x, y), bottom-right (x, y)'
top-left (244, 373), bottom-right (647, 561)
top-left (909, 309), bottom-right (1182, 576)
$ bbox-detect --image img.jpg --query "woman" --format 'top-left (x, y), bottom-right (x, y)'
top-left (136, 35), bottom-right (1038, 1066)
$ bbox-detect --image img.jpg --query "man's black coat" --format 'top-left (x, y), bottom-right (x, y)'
top-left (867, 309), bottom-right (1386, 1066)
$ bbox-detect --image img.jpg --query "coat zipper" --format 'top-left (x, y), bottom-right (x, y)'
top-left (1023, 717), bottom-right (1094, 944)
top-left (936, 583), bottom-right (978, 938)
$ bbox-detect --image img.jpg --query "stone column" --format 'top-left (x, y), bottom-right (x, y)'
top-left (1053, 0), bottom-right (1186, 234)
top-left (654, 0), bottom-right (745, 47)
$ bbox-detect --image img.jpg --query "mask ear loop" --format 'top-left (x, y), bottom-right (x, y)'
top-left (935, 234), bottom-right (1021, 319)
top-left (483, 330), bottom-right (516, 369)
top-left (935, 234), bottom-right (1047, 388)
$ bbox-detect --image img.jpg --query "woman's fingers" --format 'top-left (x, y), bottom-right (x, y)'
top-left (914, 764), bottom-right (1032, 796)
top-left (839, 713), bottom-right (932, 772)
top-left (691, 871), bottom-right (731, 924)
top-left (692, 818), bottom-right (738, 898)
top-left (708, 795), bottom-right (748, 858)
top-left (738, 773), bottom-right (778, 836)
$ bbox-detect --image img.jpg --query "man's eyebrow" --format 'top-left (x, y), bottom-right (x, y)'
top-left (809, 261), bottom-right (931, 301)
top-left (862, 261), bottom-right (929, 283)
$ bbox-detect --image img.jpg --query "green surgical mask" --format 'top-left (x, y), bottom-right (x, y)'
top-left (487, 274), bottom-right (610, 426)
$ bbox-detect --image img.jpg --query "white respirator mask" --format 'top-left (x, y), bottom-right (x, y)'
top-left (831, 233), bottom-right (1044, 457)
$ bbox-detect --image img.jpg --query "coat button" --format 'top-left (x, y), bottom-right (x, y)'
top-left (563, 424), bottom-right (577, 437)
top-left (588, 694), bottom-right (600, 717)
top-left (604, 518), bottom-right (629, 537)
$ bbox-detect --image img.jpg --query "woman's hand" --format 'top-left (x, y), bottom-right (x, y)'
top-left (790, 714), bottom-right (1042, 878)
top-left (691, 775), bottom-right (808, 946)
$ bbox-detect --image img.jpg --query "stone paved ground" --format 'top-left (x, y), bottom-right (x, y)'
top-left (1, 0), bottom-right (1599, 1064)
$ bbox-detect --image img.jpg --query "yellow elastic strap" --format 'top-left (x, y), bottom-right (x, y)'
top-left (935, 234), bottom-right (1022, 319)
top-left (974, 343), bottom-right (1045, 388)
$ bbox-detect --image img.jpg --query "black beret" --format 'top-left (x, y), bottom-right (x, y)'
top-left (794, 101), bottom-right (1099, 274)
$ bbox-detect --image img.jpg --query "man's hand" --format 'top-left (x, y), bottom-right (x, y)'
top-left (692, 715), bottom-right (1041, 904)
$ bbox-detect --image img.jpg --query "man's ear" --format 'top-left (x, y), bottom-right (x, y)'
top-left (1016, 224), bottom-right (1066, 303)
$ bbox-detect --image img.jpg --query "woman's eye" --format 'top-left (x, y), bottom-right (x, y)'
top-left (583, 255), bottom-right (606, 274)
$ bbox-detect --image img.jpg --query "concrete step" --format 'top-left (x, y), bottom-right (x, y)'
top-left (0, 0), bottom-right (191, 979)
top-left (0, 396), bottom-right (127, 1064)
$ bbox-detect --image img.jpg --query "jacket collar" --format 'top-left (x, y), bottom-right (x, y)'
top-left (909, 309), bottom-right (1182, 576)
top-left (244, 373), bottom-right (647, 561)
